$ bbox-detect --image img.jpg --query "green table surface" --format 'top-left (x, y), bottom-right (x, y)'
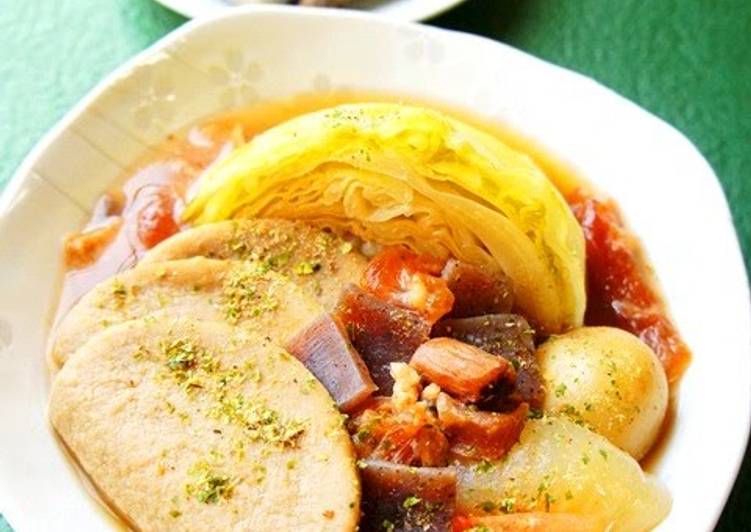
top-left (1, 0), bottom-right (749, 529)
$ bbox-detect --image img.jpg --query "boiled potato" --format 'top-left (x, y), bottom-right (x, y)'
top-left (457, 417), bottom-right (671, 531)
top-left (537, 326), bottom-right (668, 459)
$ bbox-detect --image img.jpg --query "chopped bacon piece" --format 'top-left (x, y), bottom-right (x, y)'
top-left (410, 338), bottom-right (515, 403)
top-left (363, 247), bottom-right (455, 324)
top-left (436, 393), bottom-right (527, 462)
top-left (360, 459), bottom-right (456, 532)
top-left (453, 513), bottom-right (605, 532)
top-left (433, 315), bottom-right (543, 409)
top-left (441, 259), bottom-right (513, 318)
top-left (285, 313), bottom-right (377, 412)
top-left (569, 190), bottom-right (691, 382)
top-left (336, 285), bottom-right (431, 394)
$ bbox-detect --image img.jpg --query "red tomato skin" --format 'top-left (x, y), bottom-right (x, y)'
top-left (136, 192), bottom-right (180, 249)
top-left (362, 247), bottom-right (454, 324)
top-left (569, 190), bottom-right (691, 383)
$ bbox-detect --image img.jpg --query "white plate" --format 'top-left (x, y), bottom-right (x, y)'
top-left (154, 0), bottom-right (468, 21)
top-left (0, 6), bottom-right (748, 531)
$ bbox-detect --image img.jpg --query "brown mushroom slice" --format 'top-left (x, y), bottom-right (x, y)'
top-left (50, 318), bottom-right (360, 531)
top-left (436, 393), bottom-right (528, 462)
top-left (336, 285), bottom-right (430, 394)
top-left (360, 459), bottom-right (456, 532)
top-left (286, 313), bottom-right (377, 413)
top-left (441, 259), bottom-right (513, 318)
top-left (410, 338), bottom-right (515, 403)
top-left (432, 314), bottom-right (544, 409)
top-left (140, 219), bottom-right (367, 311)
top-left (51, 258), bottom-right (322, 370)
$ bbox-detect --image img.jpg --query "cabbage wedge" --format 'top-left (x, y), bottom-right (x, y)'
top-left (184, 103), bottom-right (585, 333)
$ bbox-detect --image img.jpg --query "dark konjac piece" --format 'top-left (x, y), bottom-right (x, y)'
top-left (336, 285), bottom-right (431, 394)
top-left (441, 259), bottom-right (514, 318)
top-left (436, 393), bottom-right (528, 462)
top-left (285, 313), bottom-right (377, 412)
top-left (432, 314), bottom-right (544, 409)
top-left (360, 459), bottom-right (456, 532)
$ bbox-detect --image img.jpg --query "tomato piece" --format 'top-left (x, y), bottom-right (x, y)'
top-left (348, 398), bottom-right (450, 467)
top-left (362, 247), bottom-right (454, 324)
top-left (137, 192), bottom-right (180, 249)
top-left (412, 424), bottom-right (451, 467)
top-left (568, 190), bottom-right (691, 383)
top-left (63, 218), bottom-right (122, 269)
top-left (452, 515), bottom-right (474, 532)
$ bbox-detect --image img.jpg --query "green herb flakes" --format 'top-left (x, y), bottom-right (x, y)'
top-left (293, 261), bottom-right (321, 276)
top-left (185, 461), bottom-right (234, 504)
top-left (499, 497), bottom-right (515, 513)
top-left (111, 280), bottom-right (128, 307)
top-left (402, 495), bottom-right (421, 509)
top-left (208, 394), bottom-right (305, 447)
top-left (222, 269), bottom-right (278, 324)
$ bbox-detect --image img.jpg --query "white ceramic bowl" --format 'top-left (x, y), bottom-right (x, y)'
top-left (155, 0), bottom-right (468, 21)
top-left (0, 6), bottom-right (748, 531)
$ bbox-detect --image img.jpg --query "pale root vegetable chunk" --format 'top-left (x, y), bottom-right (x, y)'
top-left (457, 512), bottom-right (605, 531)
top-left (49, 318), bottom-right (360, 531)
top-left (536, 326), bottom-right (668, 459)
top-left (456, 417), bottom-right (671, 532)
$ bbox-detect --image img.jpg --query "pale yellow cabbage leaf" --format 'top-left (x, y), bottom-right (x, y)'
top-left (184, 103), bottom-right (585, 333)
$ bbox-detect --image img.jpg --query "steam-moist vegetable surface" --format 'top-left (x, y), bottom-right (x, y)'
top-left (184, 103), bottom-right (586, 334)
top-left (537, 326), bottom-right (668, 459)
top-left (457, 417), bottom-right (671, 531)
top-left (49, 318), bottom-right (360, 531)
